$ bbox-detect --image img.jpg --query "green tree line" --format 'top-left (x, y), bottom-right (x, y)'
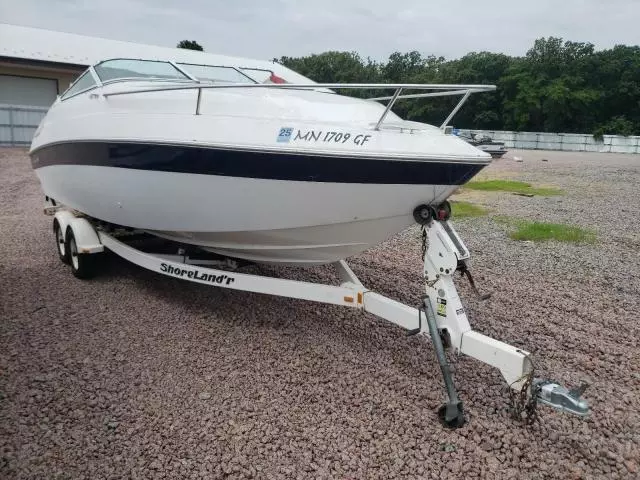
top-left (275, 37), bottom-right (640, 137)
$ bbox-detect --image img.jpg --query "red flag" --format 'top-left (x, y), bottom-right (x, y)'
top-left (269, 72), bottom-right (287, 84)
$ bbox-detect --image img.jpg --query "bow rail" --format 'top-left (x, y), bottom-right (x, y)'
top-left (101, 82), bottom-right (495, 130)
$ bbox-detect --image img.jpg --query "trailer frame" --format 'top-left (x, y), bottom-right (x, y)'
top-left (46, 202), bottom-right (590, 427)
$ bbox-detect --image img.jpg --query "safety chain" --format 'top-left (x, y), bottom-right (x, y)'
top-left (421, 225), bottom-right (428, 260)
top-left (507, 353), bottom-right (540, 426)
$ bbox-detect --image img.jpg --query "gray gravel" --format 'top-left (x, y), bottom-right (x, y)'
top-left (1, 147), bottom-right (639, 479)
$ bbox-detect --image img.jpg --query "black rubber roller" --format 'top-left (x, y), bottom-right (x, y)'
top-left (413, 204), bottom-right (434, 225)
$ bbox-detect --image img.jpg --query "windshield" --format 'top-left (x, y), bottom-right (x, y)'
top-left (61, 70), bottom-right (97, 99)
top-left (95, 59), bottom-right (190, 82)
top-left (177, 63), bottom-right (256, 84)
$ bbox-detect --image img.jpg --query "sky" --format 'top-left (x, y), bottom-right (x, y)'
top-left (2, 0), bottom-right (639, 62)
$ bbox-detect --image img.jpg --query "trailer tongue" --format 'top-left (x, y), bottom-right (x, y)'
top-left (47, 200), bottom-right (590, 428)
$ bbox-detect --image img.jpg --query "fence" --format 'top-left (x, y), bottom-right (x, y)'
top-left (0, 104), bottom-right (48, 147)
top-left (467, 129), bottom-right (640, 154)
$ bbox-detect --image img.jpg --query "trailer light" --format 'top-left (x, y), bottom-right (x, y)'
top-left (436, 201), bottom-right (452, 221)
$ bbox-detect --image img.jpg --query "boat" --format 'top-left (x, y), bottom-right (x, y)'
top-left (472, 134), bottom-right (509, 158)
top-left (29, 57), bottom-right (496, 265)
top-left (31, 58), bottom-right (592, 424)
top-left (455, 130), bottom-right (508, 158)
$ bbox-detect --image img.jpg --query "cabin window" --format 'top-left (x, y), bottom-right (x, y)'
top-left (61, 71), bottom-right (97, 99)
top-left (177, 63), bottom-right (256, 84)
top-left (95, 59), bottom-right (189, 82)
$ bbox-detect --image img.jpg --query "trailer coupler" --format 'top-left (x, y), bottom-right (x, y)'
top-left (534, 380), bottom-right (590, 417)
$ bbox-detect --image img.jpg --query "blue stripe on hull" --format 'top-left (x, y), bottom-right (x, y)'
top-left (31, 142), bottom-right (487, 185)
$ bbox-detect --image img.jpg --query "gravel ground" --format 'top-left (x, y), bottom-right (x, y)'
top-left (1, 147), bottom-right (639, 479)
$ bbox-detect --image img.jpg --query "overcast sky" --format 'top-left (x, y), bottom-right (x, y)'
top-left (3, 0), bottom-right (639, 61)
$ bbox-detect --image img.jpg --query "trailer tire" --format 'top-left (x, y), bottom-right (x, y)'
top-left (53, 219), bottom-right (70, 264)
top-left (65, 227), bottom-right (99, 279)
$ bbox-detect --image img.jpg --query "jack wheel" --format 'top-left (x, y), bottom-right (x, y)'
top-left (438, 402), bottom-right (466, 429)
top-left (53, 220), bottom-right (69, 264)
top-left (65, 227), bottom-right (99, 279)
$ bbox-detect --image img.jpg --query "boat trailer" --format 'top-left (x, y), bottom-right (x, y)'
top-left (46, 201), bottom-right (590, 428)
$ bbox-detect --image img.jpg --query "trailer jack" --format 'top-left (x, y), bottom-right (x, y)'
top-left (418, 211), bottom-right (590, 426)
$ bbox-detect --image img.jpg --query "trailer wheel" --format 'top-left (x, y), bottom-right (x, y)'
top-left (53, 219), bottom-right (70, 264)
top-left (65, 227), bottom-right (98, 279)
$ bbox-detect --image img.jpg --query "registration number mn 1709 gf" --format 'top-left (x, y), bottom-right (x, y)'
top-left (277, 127), bottom-right (372, 146)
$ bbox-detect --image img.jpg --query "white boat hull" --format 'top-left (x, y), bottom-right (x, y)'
top-left (36, 163), bottom-right (461, 264)
top-left (30, 76), bottom-right (492, 265)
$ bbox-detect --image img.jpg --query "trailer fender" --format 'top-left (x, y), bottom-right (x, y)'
top-left (52, 210), bottom-right (77, 243)
top-left (66, 217), bottom-right (104, 254)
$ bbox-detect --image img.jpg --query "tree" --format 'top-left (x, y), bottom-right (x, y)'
top-left (277, 51), bottom-right (381, 98)
top-left (382, 51), bottom-right (442, 82)
top-left (501, 38), bottom-right (601, 132)
top-left (589, 45), bottom-right (640, 135)
top-left (424, 51), bottom-right (512, 129)
top-left (277, 51), bottom-right (379, 83)
top-left (273, 37), bottom-right (640, 135)
top-left (177, 40), bottom-right (203, 51)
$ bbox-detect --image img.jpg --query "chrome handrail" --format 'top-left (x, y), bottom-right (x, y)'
top-left (375, 87), bottom-right (403, 130)
top-left (368, 89), bottom-right (484, 101)
top-left (102, 82), bottom-right (495, 94)
top-left (101, 82), bottom-right (496, 130)
top-left (440, 91), bottom-right (472, 129)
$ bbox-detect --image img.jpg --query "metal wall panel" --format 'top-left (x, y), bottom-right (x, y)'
top-left (0, 75), bottom-right (58, 107)
top-left (470, 130), bottom-right (640, 154)
top-left (0, 104), bottom-right (47, 146)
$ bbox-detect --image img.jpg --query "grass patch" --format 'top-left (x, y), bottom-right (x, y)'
top-left (451, 201), bottom-right (488, 218)
top-left (508, 220), bottom-right (596, 243)
top-left (465, 179), bottom-right (563, 196)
